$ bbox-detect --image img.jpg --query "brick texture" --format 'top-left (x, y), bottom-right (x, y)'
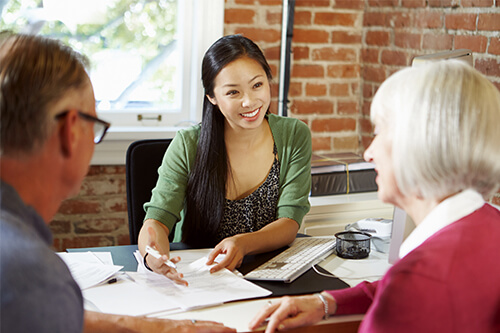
top-left (54, 0), bottom-right (500, 249)
top-left (51, 166), bottom-right (128, 251)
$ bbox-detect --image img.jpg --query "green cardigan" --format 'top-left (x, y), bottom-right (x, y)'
top-left (144, 113), bottom-right (312, 242)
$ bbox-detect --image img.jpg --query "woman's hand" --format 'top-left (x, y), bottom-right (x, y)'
top-left (145, 226), bottom-right (188, 286)
top-left (206, 235), bottom-right (246, 273)
top-left (248, 294), bottom-right (330, 333)
top-left (206, 218), bottom-right (298, 274)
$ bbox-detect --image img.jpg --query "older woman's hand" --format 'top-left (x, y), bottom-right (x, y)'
top-left (248, 294), bottom-right (330, 333)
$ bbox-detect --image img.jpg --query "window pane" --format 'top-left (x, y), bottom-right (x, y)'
top-left (1, 0), bottom-right (180, 113)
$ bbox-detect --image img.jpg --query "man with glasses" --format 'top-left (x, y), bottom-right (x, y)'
top-left (55, 110), bottom-right (111, 144)
top-left (0, 31), bottom-right (234, 333)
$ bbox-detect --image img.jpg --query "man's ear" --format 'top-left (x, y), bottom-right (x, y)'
top-left (58, 110), bottom-right (79, 158)
top-left (206, 94), bottom-right (217, 106)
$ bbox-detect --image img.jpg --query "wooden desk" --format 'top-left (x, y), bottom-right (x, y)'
top-left (156, 296), bottom-right (363, 332)
top-left (285, 320), bottom-right (361, 333)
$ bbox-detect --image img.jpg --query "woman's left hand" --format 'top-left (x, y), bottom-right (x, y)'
top-left (206, 235), bottom-right (246, 273)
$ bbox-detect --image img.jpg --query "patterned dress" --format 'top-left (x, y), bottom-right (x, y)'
top-left (216, 144), bottom-right (280, 243)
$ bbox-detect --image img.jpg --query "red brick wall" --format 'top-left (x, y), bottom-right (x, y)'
top-left (225, 0), bottom-right (364, 153)
top-left (224, 0), bottom-right (500, 152)
top-left (50, 0), bottom-right (500, 251)
top-left (360, 0), bottom-right (500, 148)
top-left (51, 166), bottom-right (130, 251)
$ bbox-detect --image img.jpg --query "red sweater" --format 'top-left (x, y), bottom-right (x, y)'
top-left (327, 204), bottom-right (500, 333)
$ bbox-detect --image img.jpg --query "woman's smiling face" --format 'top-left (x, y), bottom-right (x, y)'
top-left (207, 56), bottom-right (271, 131)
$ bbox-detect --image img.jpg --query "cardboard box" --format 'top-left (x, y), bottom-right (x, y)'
top-left (311, 153), bottom-right (378, 196)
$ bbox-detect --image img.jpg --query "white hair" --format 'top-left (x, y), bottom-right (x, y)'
top-left (370, 60), bottom-right (500, 200)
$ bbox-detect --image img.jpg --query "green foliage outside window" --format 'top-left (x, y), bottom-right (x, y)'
top-left (1, 0), bottom-right (179, 108)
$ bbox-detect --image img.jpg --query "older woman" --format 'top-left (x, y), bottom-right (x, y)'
top-left (249, 60), bottom-right (500, 333)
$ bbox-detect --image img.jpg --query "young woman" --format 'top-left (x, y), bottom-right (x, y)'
top-left (249, 60), bottom-right (500, 332)
top-left (138, 35), bottom-right (311, 284)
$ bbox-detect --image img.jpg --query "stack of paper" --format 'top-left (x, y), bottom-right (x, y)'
top-left (131, 255), bottom-right (272, 310)
top-left (63, 249), bottom-right (271, 316)
top-left (82, 277), bottom-right (182, 316)
top-left (57, 252), bottom-right (123, 290)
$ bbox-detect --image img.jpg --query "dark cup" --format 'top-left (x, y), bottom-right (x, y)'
top-left (335, 231), bottom-right (372, 259)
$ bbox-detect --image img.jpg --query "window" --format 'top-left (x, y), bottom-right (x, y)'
top-left (1, 0), bottom-right (224, 164)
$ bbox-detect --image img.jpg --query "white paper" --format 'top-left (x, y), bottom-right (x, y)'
top-left (57, 252), bottom-right (123, 290)
top-left (319, 250), bottom-right (392, 286)
top-left (58, 251), bottom-right (111, 265)
top-left (82, 277), bottom-right (182, 316)
top-left (131, 255), bottom-right (271, 310)
top-left (82, 249), bottom-right (271, 316)
top-left (91, 252), bottom-right (114, 265)
top-left (134, 248), bottom-right (225, 273)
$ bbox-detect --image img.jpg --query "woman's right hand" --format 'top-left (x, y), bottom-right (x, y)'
top-left (144, 226), bottom-right (188, 286)
top-left (248, 294), bottom-right (331, 333)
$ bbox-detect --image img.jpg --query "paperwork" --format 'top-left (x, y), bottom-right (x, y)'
top-left (83, 277), bottom-right (181, 316)
top-left (65, 249), bottom-right (271, 316)
top-left (131, 255), bottom-right (271, 310)
top-left (318, 249), bottom-right (392, 286)
top-left (57, 252), bottom-right (123, 290)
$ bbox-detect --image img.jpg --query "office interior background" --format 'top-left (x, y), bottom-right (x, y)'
top-left (49, 0), bottom-right (500, 252)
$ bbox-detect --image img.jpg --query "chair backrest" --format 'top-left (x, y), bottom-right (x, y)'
top-left (125, 139), bottom-right (172, 244)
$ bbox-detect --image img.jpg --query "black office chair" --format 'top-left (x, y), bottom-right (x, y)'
top-left (125, 139), bottom-right (172, 244)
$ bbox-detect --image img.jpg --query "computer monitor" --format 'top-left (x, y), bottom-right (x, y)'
top-left (388, 206), bottom-right (415, 264)
top-left (412, 49), bottom-right (473, 67)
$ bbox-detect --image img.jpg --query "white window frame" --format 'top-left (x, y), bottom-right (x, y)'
top-left (91, 0), bottom-right (224, 165)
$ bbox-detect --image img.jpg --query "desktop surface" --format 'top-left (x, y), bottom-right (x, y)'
top-left (68, 240), bottom-right (350, 297)
top-left (160, 296), bottom-right (363, 333)
top-left (66, 239), bottom-right (391, 332)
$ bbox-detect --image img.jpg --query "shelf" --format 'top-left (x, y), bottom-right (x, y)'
top-left (302, 192), bottom-right (394, 237)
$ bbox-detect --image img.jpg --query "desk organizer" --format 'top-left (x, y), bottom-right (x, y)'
top-left (335, 231), bottom-right (372, 259)
top-left (311, 153), bottom-right (378, 196)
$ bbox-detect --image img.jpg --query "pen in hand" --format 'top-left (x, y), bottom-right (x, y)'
top-left (145, 245), bottom-right (177, 269)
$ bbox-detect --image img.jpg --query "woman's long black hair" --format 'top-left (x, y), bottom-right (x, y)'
top-left (181, 35), bottom-right (273, 247)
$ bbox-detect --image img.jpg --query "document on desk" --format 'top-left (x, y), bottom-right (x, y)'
top-left (131, 252), bottom-right (272, 310)
top-left (83, 277), bottom-right (183, 316)
top-left (57, 252), bottom-right (123, 290)
top-left (81, 249), bottom-right (271, 316)
top-left (319, 250), bottom-right (392, 287)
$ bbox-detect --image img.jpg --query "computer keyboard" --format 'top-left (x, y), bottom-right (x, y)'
top-left (244, 237), bottom-right (336, 283)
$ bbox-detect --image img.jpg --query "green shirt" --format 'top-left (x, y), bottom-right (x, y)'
top-left (144, 113), bottom-right (312, 242)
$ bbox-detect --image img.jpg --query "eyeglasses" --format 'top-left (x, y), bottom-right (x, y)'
top-left (55, 110), bottom-right (111, 144)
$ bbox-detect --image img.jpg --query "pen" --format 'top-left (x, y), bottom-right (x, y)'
top-left (107, 277), bottom-right (118, 284)
top-left (145, 245), bottom-right (177, 269)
